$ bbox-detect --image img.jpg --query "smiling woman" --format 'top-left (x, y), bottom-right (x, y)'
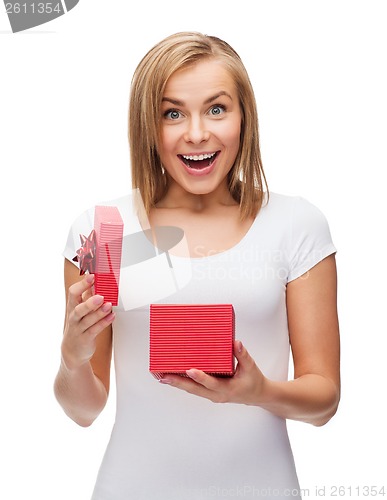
top-left (129, 32), bottom-right (268, 220)
top-left (55, 31), bottom-right (340, 500)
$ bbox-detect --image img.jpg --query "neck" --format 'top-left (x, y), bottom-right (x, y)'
top-left (156, 178), bottom-right (237, 212)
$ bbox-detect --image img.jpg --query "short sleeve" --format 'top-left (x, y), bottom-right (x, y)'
top-left (62, 206), bottom-right (95, 267)
top-left (287, 196), bottom-right (337, 283)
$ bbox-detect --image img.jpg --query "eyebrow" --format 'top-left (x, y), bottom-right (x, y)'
top-left (161, 91), bottom-right (233, 107)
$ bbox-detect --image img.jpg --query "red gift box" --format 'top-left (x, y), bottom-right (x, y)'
top-left (93, 206), bottom-right (123, 306)
top-left (149, 304), bottom-right (235, 379)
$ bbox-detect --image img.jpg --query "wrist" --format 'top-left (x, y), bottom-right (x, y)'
top-left (60, 346), bottom-right (90, 374)
top-left (255, 376), bottom-right (277, 407)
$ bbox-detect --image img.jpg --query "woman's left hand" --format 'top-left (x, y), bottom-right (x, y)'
top-left (159, 340), bottom-right (265, 406)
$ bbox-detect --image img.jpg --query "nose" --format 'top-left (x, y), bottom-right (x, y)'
top-left (183, 116), bottom-right (210, 144)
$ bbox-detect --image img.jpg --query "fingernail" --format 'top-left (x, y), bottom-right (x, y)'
top-left (186, 369), bottom-right (197, 379)
top-left (93, 295), bottom-right (104, 305)
top-left (105, 312), bottom-right (115, 323)
top-left (159, 378), bottom-right (172, 385)
top-left (101, 302), bottom-right (112, 312)
top-left (237, 341), bottom-right (243, 353)
top-left (86, 274), bottom-right (94, 283)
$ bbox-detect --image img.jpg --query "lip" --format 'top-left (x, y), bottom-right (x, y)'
top-left (178, 151), bottom-right (220, 177)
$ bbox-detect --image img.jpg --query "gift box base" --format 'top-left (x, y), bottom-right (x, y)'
top-left (149, 304), bottom-right (235, 378)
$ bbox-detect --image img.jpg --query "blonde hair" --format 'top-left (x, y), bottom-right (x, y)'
top-left (129, 31), bottom-right (268, 219)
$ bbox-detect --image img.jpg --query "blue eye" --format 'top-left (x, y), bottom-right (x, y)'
top-left (164, 109), bottom-right (181, 120)
top-left (209, 105), bottom-right (226, 116)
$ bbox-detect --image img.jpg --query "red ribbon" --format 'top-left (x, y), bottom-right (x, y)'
top-left (73, 230), bottom-right (96, 275)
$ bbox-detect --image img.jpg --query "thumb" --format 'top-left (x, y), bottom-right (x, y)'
top-left (234, 340), bottom-right (247, 362)
top-left (233, 340), bottom-right (255, 371)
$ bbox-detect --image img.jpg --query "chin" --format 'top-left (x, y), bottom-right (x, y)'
top-left (183, 182), bottom-right (220, 196)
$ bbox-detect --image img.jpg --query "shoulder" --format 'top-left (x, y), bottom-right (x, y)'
top-left (252, 191), bottom-right (336, 282)
top-left (263, 190), bottom-right (335, 239)
top-left (259, 191), bottom-right (331, 228)
top-left (262, 191), bottom-right (321, 212)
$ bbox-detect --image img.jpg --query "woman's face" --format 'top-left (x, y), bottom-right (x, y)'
top-left (159, 59), bottom-right (242, 198)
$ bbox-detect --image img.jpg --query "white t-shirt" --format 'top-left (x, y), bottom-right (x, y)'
top-left (63, 191), bottom-right (336, 500)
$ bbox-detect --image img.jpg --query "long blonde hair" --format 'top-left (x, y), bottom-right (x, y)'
top-left (129, 31), bottom-right (268, 219)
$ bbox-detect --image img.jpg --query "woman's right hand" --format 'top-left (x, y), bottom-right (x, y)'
top-left (62, 273), bottom-right (115, 372)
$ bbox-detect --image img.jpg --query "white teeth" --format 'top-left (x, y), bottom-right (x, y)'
top-left (182, 152), bottom-right (216, 161)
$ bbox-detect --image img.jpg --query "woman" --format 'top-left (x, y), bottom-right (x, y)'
top-left (55, 32), bottom-right (340, 499)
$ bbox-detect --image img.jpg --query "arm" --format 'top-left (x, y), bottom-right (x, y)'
top-left (159, 255), bottom-right (340, 426)
top-left (259, 253), bottom-right (340, 425)
top-left (54, 259), bottom-right (114, 427)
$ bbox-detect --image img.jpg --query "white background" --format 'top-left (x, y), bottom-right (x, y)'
top-left (1, 1), bottom-right (386, 499)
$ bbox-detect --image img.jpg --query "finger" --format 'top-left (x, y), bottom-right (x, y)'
top-left (82, 284), bottom-right (94, 302)
top-left (83, 311), bottom-right (115, 337)
top-left (70, 294), bottom-right (105, 323)
top-left (67, 274), bottom-right (95, 309)
top-left (80, 301), bottom-right (113, 332)
top-left (185, 369), bottom-right (221, 391)
top-left (160, 373), bottom-right (217, 401)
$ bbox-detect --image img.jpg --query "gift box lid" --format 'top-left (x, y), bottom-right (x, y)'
top-left (94, 205), bottom-right (124, 306)
top-left (149, 304), bottom-right (235, 378)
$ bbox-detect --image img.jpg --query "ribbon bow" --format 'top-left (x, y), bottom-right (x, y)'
top-left (73, 230), bottom-right (96, 275)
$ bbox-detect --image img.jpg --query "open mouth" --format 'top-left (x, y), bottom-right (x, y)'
top-left (178, 151), bottom-right (219, 170)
